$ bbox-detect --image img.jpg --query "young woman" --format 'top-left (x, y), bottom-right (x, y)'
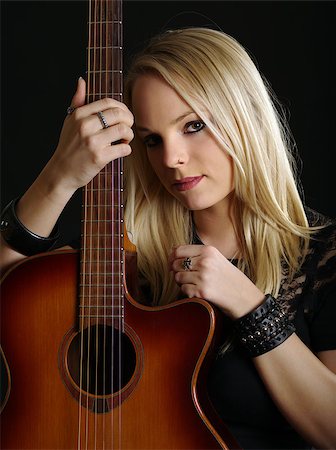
top-left (1, 28), bottom-right (335, 449)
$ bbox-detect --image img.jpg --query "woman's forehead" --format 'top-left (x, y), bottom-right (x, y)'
top-left (131, 75), bottom-right (195, 129)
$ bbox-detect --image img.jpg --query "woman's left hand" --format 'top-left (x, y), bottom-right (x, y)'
top-left (169, 244), bottom-right (265, 319)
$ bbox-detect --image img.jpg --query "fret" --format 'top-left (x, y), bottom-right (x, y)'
top-left (87, 72), bottom-right (122, 94)
top-left (79, 294), bottom-right (123, 298)
top-left (79, 289), bottom-right (124, 297)
top-left (89, 23), bottom-right (121, 47)
top-left (79, 305), bottom-right (125, 310)
top-left (89, 0), bottom-right (121, 22)
top-left (84, 188), bottom-right (123, 191)
top-left (82, 219), bottom-right (123, 223)
top-left (81, 225), bottom-right (124, 232)
top-left (80, 314), bottom-right (124, 318)
top-left (80, 262), bottom-right (124, 268)
top-left (81, 225), bottom-right (123, 234)
top-left (85, 174), bottom-right (124, 189)
top-left (79, 287), bottom-right (124, 298)
top-left (87, 93), bottom-right (122, 99)
top-left (88, 48), bottom-right (122, 72)
top-left (81, 233), bottom-right (120, 238)
top-left (83, 250), bottom-right (123, 253)
top-left (85, 246), bottom-right (124, 251)
top-left (86, 185), bottom-right (124, 188)
top-left (80, 284), bottom-right (122, 287)
top-left (89, 70), bottom-right (122, 73)
top-left (88, 21), bottom-right (122, 25)
top-left (81, 237), bottom-right (123, 248)
top-left (81, 250), bottom-right (123, 256)
top-left (82, 204), bottom-right (123, 208)
top-left (86, 171), bottom-right (123, 182)
top-left (83, 218), bottom-right (124, 223)
top-left (88, 46), bottom-right (122, 50)
top-left (82, 201), bottom-right (123, 209)
top-left (82, 193), bottom-right (123, 199)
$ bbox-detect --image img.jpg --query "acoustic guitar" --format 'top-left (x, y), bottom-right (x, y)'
top-left (0, 0), bottom-right (239, 448)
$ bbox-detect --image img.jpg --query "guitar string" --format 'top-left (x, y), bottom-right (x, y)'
top-left (112, 1), bottom-right (117, 444)
top-left (102, 0), bottom-right (107, 447)
top-left (118, 1), bottom-right (123, 447)
top-left (78, 1), bottom-right (92, 448)
top-left (115, 1), bottom-right (119, 447)
top-left (93, 0), bottom-right (103, 447)
top-left (85, 0), bottom-right (98, 447)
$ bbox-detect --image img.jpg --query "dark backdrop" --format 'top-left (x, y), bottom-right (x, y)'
top-left (1, 1), bottom-right (335, 246)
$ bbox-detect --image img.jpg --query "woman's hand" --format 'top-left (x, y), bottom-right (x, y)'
top-left (44, 77), bottom-right (134, 196)
top-left (169, 244), bottom-right (265, 319)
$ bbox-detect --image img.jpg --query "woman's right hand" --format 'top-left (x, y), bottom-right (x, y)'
top-left (0, 78), bottom-right (135, 273)
top-left (45, 77), bottom-right (134, 196)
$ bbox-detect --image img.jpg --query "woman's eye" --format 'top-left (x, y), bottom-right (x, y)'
top-left (143, 134), bottom-right (161, 148)
top-left (185, 120), bottom-right (206, 133)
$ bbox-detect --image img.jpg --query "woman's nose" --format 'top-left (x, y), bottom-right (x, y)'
top-left (161, 137), bottom-right (188, 168)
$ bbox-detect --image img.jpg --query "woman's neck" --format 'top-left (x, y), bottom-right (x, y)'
top-left (193, 201), bottom-right (240, 260)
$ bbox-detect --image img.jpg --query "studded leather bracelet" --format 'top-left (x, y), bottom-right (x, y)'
top-left (0, 197), bottom-right (60, 256)
top-left (234, 294), bottom-right (295, 357)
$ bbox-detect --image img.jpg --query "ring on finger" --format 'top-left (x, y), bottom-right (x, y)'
top-left (182, 257), bottom-right (192, 271)
top-left (66, 105), bottom-right (76, 115)
top-left (97, 111), bottom-right (109, 129)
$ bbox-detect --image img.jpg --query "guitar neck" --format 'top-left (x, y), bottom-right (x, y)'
top-left (87, 0), bottom-right (123, 102)
top-left (80, 0), bottom-right (124, 329)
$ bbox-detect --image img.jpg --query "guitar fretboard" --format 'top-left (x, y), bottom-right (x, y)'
top-left (80, 0), bottom-right (124, 328)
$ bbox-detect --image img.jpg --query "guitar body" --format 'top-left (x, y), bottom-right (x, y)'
top-left (0, 250), bottom-right (236, 449)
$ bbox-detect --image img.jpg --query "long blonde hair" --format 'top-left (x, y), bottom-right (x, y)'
top-left (124, 28), bottom-right (312, 306)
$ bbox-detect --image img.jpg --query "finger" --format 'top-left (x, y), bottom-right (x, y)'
top-left (180, 284), bottom-right (198, 299)
top-left (75, 96), bottom-right (131, 119)
top-left (175, 270), bottom-right (197, 286)
top-left (100, 123), bottom-right (134, 147)
top-left (75, 112), bottom-right (134, 150)
top-left (172, 256), bottom-right (199, 273)
top-left (83, 107), bottom-right (134, 133)
top-left (70, 77), bottom-right (86, 109)
top-left (172, 244), bottom-right (204, 259)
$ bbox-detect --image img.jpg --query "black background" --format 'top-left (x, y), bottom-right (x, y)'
top-left (1, 1), bottom-right (335, 246)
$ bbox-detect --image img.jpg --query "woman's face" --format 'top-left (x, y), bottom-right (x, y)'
top-left (132, 74), bottom-right (234, 213)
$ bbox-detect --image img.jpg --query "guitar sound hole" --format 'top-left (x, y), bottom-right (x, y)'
top-left (67, 325), bottom-right (136, 396)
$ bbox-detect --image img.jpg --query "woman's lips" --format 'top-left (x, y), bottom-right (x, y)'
top-left (173, 176), bottom-right (204, 191)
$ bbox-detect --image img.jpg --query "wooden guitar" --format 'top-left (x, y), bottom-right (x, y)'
top-left (0, 1), bottom-right (238, 448)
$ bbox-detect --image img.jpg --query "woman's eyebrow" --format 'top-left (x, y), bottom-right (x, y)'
top-left (135, 110), bottom-right (195, 133)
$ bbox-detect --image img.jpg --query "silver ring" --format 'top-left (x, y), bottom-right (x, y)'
top-left (182, 257), bottom-right (192, 271)
top-left (97, 111), bottom-right (109, 129)
top-left (66, 105), bottom-right (76, 115)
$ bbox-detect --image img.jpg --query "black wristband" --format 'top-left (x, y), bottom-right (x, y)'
top-left (0, 198), bottom-right (60, 256)
top-left (234, 294), bottom-right (295, 358)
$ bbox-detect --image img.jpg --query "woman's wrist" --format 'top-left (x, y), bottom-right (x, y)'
top-left (0, 197), bottom-right (60, 256)
top-left (233, 294), bottom-right (295, 358)
top-left (37, 159), bottom-right (78, 206)
top-left (227, 286), bottom-right (265, 320)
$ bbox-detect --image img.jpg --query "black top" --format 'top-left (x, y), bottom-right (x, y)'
top-left (195, 209), bottom-right (336, 449)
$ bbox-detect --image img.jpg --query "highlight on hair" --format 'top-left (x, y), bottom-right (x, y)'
top-left (124, 27), bottom-right (314, 306)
